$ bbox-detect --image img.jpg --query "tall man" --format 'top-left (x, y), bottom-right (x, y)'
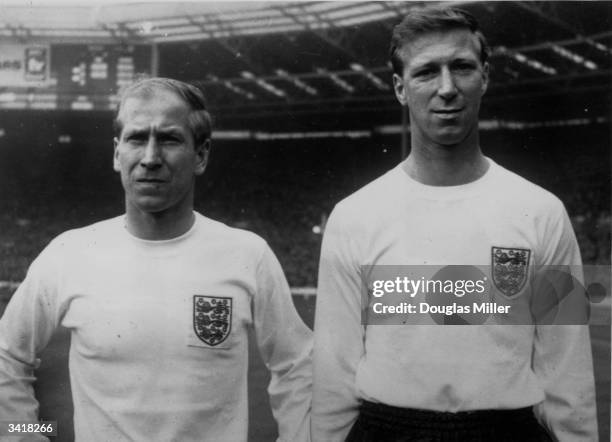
top-left (312, 7), bottom-right (597, 442)
top-left (0, 77), bottom-right (312, 442)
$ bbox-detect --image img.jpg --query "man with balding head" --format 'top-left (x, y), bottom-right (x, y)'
top-left (0, 77), bottom-right (312, 442)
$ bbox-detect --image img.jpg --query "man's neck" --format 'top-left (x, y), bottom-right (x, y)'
top-left (403, 138), bottom-right (489, 186)
top-left (124, 206), bottom-right (196, 240)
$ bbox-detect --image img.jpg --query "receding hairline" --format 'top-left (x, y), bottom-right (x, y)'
top-left (113, 78), bottom-right (212, 145)
top-left (116, 88), bottom-right (192, 120)
top-left (397, 28), bottom-right (485, 65)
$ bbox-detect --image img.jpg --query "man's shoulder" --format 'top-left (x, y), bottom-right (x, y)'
top-left (25, 216), bottom-right (125, 272)
top-left (491, 161), bottom-right (565, 212)
top-left (46, 215), bottom-right (124, 250)
top-left (194, 212), bottom-right (267, 250)
top-left (333, 165), bottom-right (403, 216)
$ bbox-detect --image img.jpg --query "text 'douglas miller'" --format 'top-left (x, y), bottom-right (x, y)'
top-left (360, 265), bottom-right (610, 325)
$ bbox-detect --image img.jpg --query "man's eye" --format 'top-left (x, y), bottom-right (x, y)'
top-left (126, 135), bottom-right (147, 144)
top-left (158, 136), bottom-right (182, 145)
top-left (452, 63), bottom-right (476, 73)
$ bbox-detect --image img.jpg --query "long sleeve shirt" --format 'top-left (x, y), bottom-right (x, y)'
top-left (312, 159), bottom-right (597, 442)
top-left (0, 212), bottom-right (312, 442)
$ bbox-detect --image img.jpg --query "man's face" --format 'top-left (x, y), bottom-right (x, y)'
top-left (393, 29), bottom-right (489, 147)
top-left (113, 89), bottom-right (208, 215)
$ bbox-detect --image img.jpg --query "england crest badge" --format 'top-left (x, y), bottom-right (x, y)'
top-left (491, 247), bottom-right (531, 297)
top-left (193, 296), bottom-right (232, 346)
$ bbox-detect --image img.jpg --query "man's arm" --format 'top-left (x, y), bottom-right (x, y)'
top-left (312, 208), bottom-right (365, 442)
top-left (0, 251), bottom-right (61, 442)
top-left (532, 202), bottom-right (598, 442)
top-left (253, 244), bottom-right (313, 442)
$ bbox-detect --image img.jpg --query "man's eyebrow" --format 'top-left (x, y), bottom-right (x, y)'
top-left (409, 61), bottom-right (438, 72)
top-left (452, 56), bottom-right (479, 63)
top-left (155, 127), bottom-right (187, 138)
top-left (157, 126), bottom-right (184, 133)
top-left (122, 127), bottom-right (149, 137)
top-left (122, 126), bottom-right (185, 136)
top-left (409, 55), bottom-right (479, 71)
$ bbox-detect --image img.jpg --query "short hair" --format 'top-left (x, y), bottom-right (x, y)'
top-left (390, 7), bottom-right (490, 76)
top-left (114, 77), bottom-right (212, 147)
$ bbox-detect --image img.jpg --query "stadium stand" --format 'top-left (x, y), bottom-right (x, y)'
top-left (0, 112), bottom-right (609, 287)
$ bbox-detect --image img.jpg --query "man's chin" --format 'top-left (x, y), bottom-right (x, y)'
top-left (434, 138), bottom-right (464, 148)
top-left (432, 129), bottom-right (472, 148)
top-left (129, 197), bottom-right (171, 215)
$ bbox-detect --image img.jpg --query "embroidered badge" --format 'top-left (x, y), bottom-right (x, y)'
top-left (193, 296), bottom-right (232, 346)
top-left (491, 247), bottom-right (531, 297)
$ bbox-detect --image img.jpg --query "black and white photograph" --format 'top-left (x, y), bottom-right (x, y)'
top-left (0, 1), bottom-right (609, 441)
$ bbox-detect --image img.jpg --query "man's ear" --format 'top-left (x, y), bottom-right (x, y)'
top-left (480, 62), bottom-right (490, 96)
top-left (113, 137), bottom-right (121, 172)
top-left (393, 73), bottom-right (408, 106)
top-left (194, 139), bottom-right (211, 176)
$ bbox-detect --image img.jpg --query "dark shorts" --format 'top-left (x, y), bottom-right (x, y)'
top-left (345, 401), bottom-right (553, 442)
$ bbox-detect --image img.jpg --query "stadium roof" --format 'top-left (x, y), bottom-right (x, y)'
top-left (0, 1), bottom-right (610, 129)
top-left (0, 2), bottom-right (472, 41)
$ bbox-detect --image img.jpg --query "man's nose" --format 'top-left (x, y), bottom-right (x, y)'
top-left (437, 67), bottom-right (458, 100)
top-left (140, 138), bottom-right (163, 168)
